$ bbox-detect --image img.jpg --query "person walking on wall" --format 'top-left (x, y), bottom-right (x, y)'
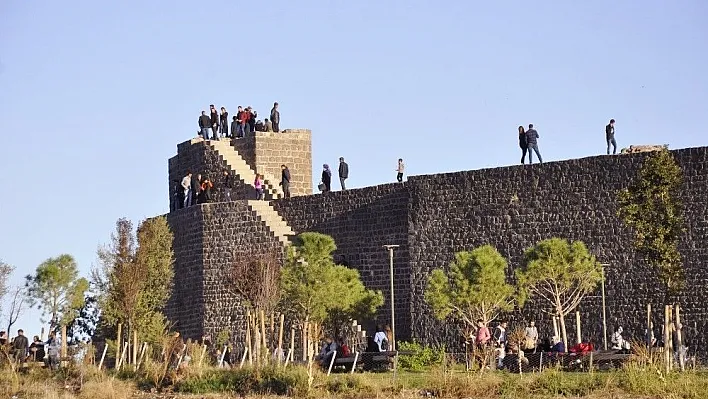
top-left (181, 170), bottom-right (193, 208)
top-left (198, 111), bottom-right (212, 140)
top-left (396, 158), bottom-right (405, 182)
top-left (209, 104), bottom-right (219, 140)
top-left (270, 102), bottom-right (280, 132)
top-left (606, 118), bottom-right (617, 155)
top-left (525, 124), bottom-right (542, 164)
top-left (518, 126), bottom-right (528, 164)
top-left (219, 107), bottom-right (229, 138)
top-left (321, 164), bottom-right (332, 192)
top-left (338, 157), bottom-right (349, 190)
top-left (254, 174), bottom-right (265, 200)
top-left (280, 164), bottom-right (291, 198)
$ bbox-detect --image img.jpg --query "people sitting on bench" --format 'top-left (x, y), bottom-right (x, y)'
top-left (319, 337), bottom-right (339, 367)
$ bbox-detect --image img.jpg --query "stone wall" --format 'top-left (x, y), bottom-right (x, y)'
top-left (407, 147), bottom-right (708, 351)
top-left (166, 201), bottom-right (284, 341)
top-left (169, 139), bottom-right (257, 207)
top-left (272, 184), bottom-right (411, 337)
top-left (232, 130), bottom-right (313, 197)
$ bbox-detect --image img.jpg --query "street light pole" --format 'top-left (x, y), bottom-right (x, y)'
top-left (383, 245), bottom-right (399, 351)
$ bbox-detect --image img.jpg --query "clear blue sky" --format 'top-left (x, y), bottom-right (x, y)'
top-left (1, 0), bottom-right (706, 336)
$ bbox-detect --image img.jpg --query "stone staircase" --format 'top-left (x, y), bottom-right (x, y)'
top-left (207, 140), bottom-right (283, 200)
top-left (247, 200), bottom-right (295, 245)
top-left (202, 139), bottom-right (296, 246)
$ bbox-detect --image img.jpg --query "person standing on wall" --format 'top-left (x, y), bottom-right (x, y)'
top-left (236, 106), bottom-right (247, 138)
top-left (321, 164), bottom-right (332, 192)
top-left (191, 173), bottom-right (202, 206)
top-left (280, 164), bottom-right (291, 198)
top-left (181, 170), bottom-right (193, 208)
top-left (606, 119), bottom-right (617, 155)
top-left (338, 157), bottom-right (349, 190)
top-left (209, 104), bottom-right (219, 140)
top-left (395, 158), bottom-right (405, 182)
top-left (270, 102), bottom-right (280, 132)
top-left (219, 107), bottom-right (229, 139)
top-left (198, 111), bottom-right (212, 140)
top-left (525, 124), bottom-right (542, 164)
top-left (222, 170), bottom-right (233, 201)
top-left (518, 126), bottom-right (528, 164)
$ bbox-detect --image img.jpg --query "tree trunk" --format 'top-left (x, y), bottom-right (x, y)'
top-left (559, 313), bottom-right (569, 352)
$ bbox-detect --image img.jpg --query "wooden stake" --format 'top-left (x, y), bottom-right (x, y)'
top-left (289, 327), bottom-right (295, 365)
top-left (646, 304), bottom-right (652, 347)
top-left (270, 312), bottom-right (275, 343)
top-left (675, 304), bottom-right (684, 371)
top-left (664, 305), bottom-right (670, 374)
top-left (116, 342), bottom-right (129, 370)
top-left (246, 313), bottom-right (253, 365)
top-left (136, 343), bottom-right (148, 370)
top-left (668, 306), bottom-right (674, 371)
top-left (133, 331), bottom-right (138, 365)
top-left (260, 309), bottom-right (268, 354)
top-left (575, 311), bottom-right (582, 344)
top-left (116, 323), bottom-right (122, 364)
top-left (303, 321), bottom-right (309, 362)
top-left (60, 325), bottom-right (68, 365)
top-left (98, 343), bottom-right (108, 370)
top-left (277, 314), bottom-right (285, 365)
top-left (198, 344), bottom-right (207, 368)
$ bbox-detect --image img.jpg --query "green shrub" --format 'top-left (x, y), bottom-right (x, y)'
top-left (397, 342), bottom-right (444, 372)
top-left (174, 366), bottom-right (308, 396)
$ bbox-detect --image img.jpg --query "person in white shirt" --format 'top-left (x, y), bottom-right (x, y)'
top-left (374, 325), bottom-right (388, 352)
top-left (396, 159), bottom-right (405, 182)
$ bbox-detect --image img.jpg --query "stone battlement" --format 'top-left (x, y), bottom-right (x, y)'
top-left (162, 130), bottom-right (708, 358)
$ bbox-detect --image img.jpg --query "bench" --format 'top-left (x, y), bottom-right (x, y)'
top-left (328, 351), bottom-right (403, 374)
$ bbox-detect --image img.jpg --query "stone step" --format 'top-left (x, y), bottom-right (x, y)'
top-left (246, 201), bottom-right (295, 245)
top-left (211, 142), bottom-right (283, 199)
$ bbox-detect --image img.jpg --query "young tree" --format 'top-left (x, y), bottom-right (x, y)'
top-left (516, 238), bottom-right (603, 350)
top-left (25, 254), bottom-right (89, 332)
top-left (5, 286), bottom-right (24, 333)
top-left (425, 245), bottom-right (517, 336)
top-left (225, 249), bottom-right (281, 314)
top-left (618, 148), bottom-right (685, 294)
top-left (0, 260), bottom-right (13, 314)
top-left (279, 232), bottom-right (383, 333)
top-left (96, 217), bottom-right (174, 349)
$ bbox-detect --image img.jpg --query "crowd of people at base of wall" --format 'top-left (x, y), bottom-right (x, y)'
top-left (197, 102), bottom-right (281, 141)
top-left (0, 329), bottom-right (62, 370)
top-left (517, 119), bottom-right (618, 164)
top-left (316, 324), bottom-right (393, 368)
top-left (469, 318), bottom-right (691, 369)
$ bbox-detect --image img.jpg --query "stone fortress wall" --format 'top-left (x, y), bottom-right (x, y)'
top-left (163, 131), bottom-right (708, 356)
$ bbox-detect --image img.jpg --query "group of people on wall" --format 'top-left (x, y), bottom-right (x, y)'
top-left (197, 102), bottom-right (281, 141)
top-left (516, 119), bottom-right (618, 164)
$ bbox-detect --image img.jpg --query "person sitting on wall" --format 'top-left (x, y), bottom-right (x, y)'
top-left (255, 119), bottom-right (265, 132)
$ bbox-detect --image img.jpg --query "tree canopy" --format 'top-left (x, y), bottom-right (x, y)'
top-left (95, 217), bottom-right (174, 346)
top-left (25, 254), bottom-right (89, 331)
top-left (516, 238), bottom-right (602, 349)
top-left (279, 232), bottom-right (383, 333)
top-left (618, 149), bottom-right (685, 293)
top-left (425, 245), bottom-right (517, 331)
top-left (0, 259), bottom-right (13, 315)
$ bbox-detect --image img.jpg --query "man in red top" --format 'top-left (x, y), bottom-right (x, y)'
top-left (235, 106), bottom-right (247, 138)
top-left (475, 319), bottom-right (491, 348)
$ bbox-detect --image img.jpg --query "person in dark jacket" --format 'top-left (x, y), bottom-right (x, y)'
top-left (606, 119), bottom-right (617, 155)
top-left (280, 165), bottom-right (291, 198)
top-left (230, 116), bottom-right (238, 139)
top-left (236, 106), bottom-right (247, 138)
top-left (518, 126), bottom-right (528, 164)
top-left (525, 124), bottom-right (542, 164)
top-left (198, 176), bottom-right (213, 204)
top-left (29, 335), bottom-right (45, 362)
top-left (219, 107), bottom-right (229, 138)
top-left (209, 104), bottom-right (219, 140)
top-left (12, 329), bottom-right (29, 364)
top-left (321, 164), bottom-right (332, 192)
top-left (191, 173), bottom-right (202, 205)
top-left (198, 111), bottom-right (212, 140)
top-left (270, 102), bottom-right (280, 132)
top-left (338, 157), bottom-right (349, 190)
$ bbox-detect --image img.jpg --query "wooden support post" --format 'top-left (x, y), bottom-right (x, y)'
top-left (289, 327), bottom-right (295, 365)
top-left (136, 343), bottom-right (148, 370)
top-left (246, 314), bottom-right (253, 365)
top-left (647, 304), bottom-right (652, 347)
top-left (260, 309), bottom-right (268, 353)
top-left (270, 312), bottom-right (275, 344)
top-left (277, 314), bottom-right (285, 365)
top-left (116, 342), bottom-right (129, 370)
top-left (351, 351), bottom-right (359, 374)
top-left (675, 304), bottom-right (684, 371)
top-left (60, 325), bottom-right (68, 366)
top-left (240, 347), bottom-right (248, 369)
top-left (326, 352), bottom-right (337, 376)
top-left (218, 345), bottom-right (228, 367)
top-left (133, 331), bottom-right (138, 365)
top-left (255, 331), bottom-right (261, 369)
top-left (552, 316), bottom-right (559, 339)
top-left (303, 322), bottom-right (309, 362)
top-left (116, 323), bottom-right (122, 365)
top-left (575, 311), bottom-right (582, 344)
top-left (664, 305), bottom-right (671, 374)
top-left (198, 344), bottom-right (207, 368)
top-left (668, 306), bottom-right (674, 371)
top-left (98, 343), bottom-right (108, 370)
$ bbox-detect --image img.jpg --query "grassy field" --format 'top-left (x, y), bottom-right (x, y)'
top-left (2, 362), bottom-right (708, 399)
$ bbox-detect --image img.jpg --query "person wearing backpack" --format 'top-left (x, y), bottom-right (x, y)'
top-left (374, 325), bottom-right (388, 352)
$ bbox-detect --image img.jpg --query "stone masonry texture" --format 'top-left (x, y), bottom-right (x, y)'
top-left (163, 140), bottom-right (708, 358)
top-left (231, 129), bottom-right (313, 197)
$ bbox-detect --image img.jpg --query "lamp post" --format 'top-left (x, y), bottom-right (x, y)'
top-left (383, 244), bottom-right (399, 351)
